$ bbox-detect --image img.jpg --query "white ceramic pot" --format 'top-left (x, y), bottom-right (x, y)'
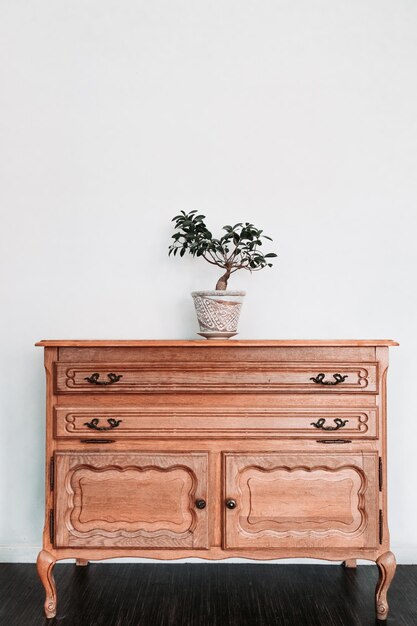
top-left (191, 290), bottom-right (246, 339)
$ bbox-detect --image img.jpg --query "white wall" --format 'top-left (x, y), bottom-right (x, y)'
top-left (1, 1), bottom-right (416, 563)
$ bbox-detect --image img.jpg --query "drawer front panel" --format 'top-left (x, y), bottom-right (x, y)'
top-left (224, 452), bottom-right (378, 549)
top-left (54, 452), bottom-right (208, 549)
top-left (54, 362), bottom-right (378, 394)
top-left (54, 407), bottom-right (378, 439)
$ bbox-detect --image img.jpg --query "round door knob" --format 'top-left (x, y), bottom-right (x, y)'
top-left (226, 499), bottom-right (237, 509)
top-left (195, 499), bottom-right (206, 509)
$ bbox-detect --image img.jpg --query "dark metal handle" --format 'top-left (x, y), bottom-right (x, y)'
top-left (226, 499), bottom-right (237, 509)
top-left (310, 373), bottom-right (348, 385)
top-left (84, 418), bottom-right (122, 431)
top-left (311, 418), bottom-right (348, 431)
top-left (84, 373), bottom-right (123, 385)
top-left (195, 499), bottom-right (206, 509)
top-left (316, 439), bottom-right (352, 444)
top-left (80, 438), bottom-right (115, 444)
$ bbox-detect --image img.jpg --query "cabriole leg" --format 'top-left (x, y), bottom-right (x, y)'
top-left (376, 551), bottom-right (396, 620)
top-left (36, 550), bottom-right (57, 618)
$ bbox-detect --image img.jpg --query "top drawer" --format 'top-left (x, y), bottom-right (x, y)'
top-left (54, 361), bottom-right (378, 394)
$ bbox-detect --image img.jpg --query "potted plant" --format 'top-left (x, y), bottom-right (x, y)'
top-left (169, 211), bottom-right (277, 338)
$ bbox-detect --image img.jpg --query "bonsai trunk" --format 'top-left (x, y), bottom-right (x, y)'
top-left (215, 269), bottom-right (231, 290)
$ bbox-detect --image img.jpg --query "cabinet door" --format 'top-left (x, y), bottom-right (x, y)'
top-left (54, 452), bottom-right (208, 549)
top-left (224, 452), bottom-right (378, 550)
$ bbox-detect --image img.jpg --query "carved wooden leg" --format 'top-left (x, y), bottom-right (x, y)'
top-left (376, 551), bottom-right (396, 621)
top-left (76, 559), bottom-right (89, 566)
top-left (342, 559), bottom-right (357, 568)
top-left (36, 550), bottom-right (57, 619)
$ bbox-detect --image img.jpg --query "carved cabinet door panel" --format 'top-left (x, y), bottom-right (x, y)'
top-left (54, 452), bottom-right (208, 549)
top-left (224, 452), bottom-right (378, 550)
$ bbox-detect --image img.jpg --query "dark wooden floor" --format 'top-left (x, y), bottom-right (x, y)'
top-left (0, 563), bottom-right (415, 626)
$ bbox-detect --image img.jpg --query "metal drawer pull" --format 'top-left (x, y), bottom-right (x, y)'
top-left (84, 418), bottom-right (122, 431)
top-left (316, 439), bottom-right (352, 444)
top-left (225, 499), bottom-right (237, 509)
top-left (80, 438), bottom-right (115, 444)
top-left (195, 499), bottom-right (206, 509)
top-left (310, 373), bottom-right (348, 385)
top-left (84, 373), bottom-right (123, 385)
top-left (311, 418), bottom-right (348, 431)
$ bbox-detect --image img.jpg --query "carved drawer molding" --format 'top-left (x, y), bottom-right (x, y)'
top-left (54, 361), bottom-right (378, 394)
top-left (54, 406), bottom-right (378, 439)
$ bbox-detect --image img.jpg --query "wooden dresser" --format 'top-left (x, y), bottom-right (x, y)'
top-left (35, 339), bottom-right (398, 620)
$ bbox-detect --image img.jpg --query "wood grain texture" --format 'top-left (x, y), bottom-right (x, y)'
top-left (57, 345), bottom-right (380, 364)
top-left (54, 452), bottom-right (209, 549)
top-left (36, 339), bottom-right (399, 346)
top-left (55, 361), bottom-right (378, 394)
top-left (33, 545), bottom-right (387, 562)
top-left (55, 392), bottom-right (378, 409)
top-left (376, 551), bottom-right (397, 620)
top-left (36, 550), bottom-right (57, 618)
top-left (54, 406), bottom-right (378, 440)
top-left (3, 563), bottom-right (413, 626)
top-left (42, 348), bottom-right (58, 555)
top-left (224, 452), bottom-right (378, 550)
top-left (35, 340), bottom-right (397, 620)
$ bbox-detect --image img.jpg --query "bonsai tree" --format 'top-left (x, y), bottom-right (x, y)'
top-left (169, 211), bottom-right (277, 290)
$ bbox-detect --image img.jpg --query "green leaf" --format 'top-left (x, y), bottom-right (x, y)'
top-left (169, 211), bottom-right (276, 277)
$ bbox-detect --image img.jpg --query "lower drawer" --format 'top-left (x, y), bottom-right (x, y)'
top-left (54, 406), bottom-right (378, 439)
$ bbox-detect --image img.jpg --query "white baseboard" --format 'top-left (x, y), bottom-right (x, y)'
top-left (1, 545), bottom-right (416, 564)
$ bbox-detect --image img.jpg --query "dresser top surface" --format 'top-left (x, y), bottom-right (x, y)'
top-left (35, 339), bottom-right (399, 347)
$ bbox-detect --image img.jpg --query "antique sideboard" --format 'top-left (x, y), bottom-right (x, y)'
top-left (35, 339), bottom-right (398, 620)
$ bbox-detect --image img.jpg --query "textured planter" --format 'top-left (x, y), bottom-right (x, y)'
top-left (191, 291), bottom-right (246, 339)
